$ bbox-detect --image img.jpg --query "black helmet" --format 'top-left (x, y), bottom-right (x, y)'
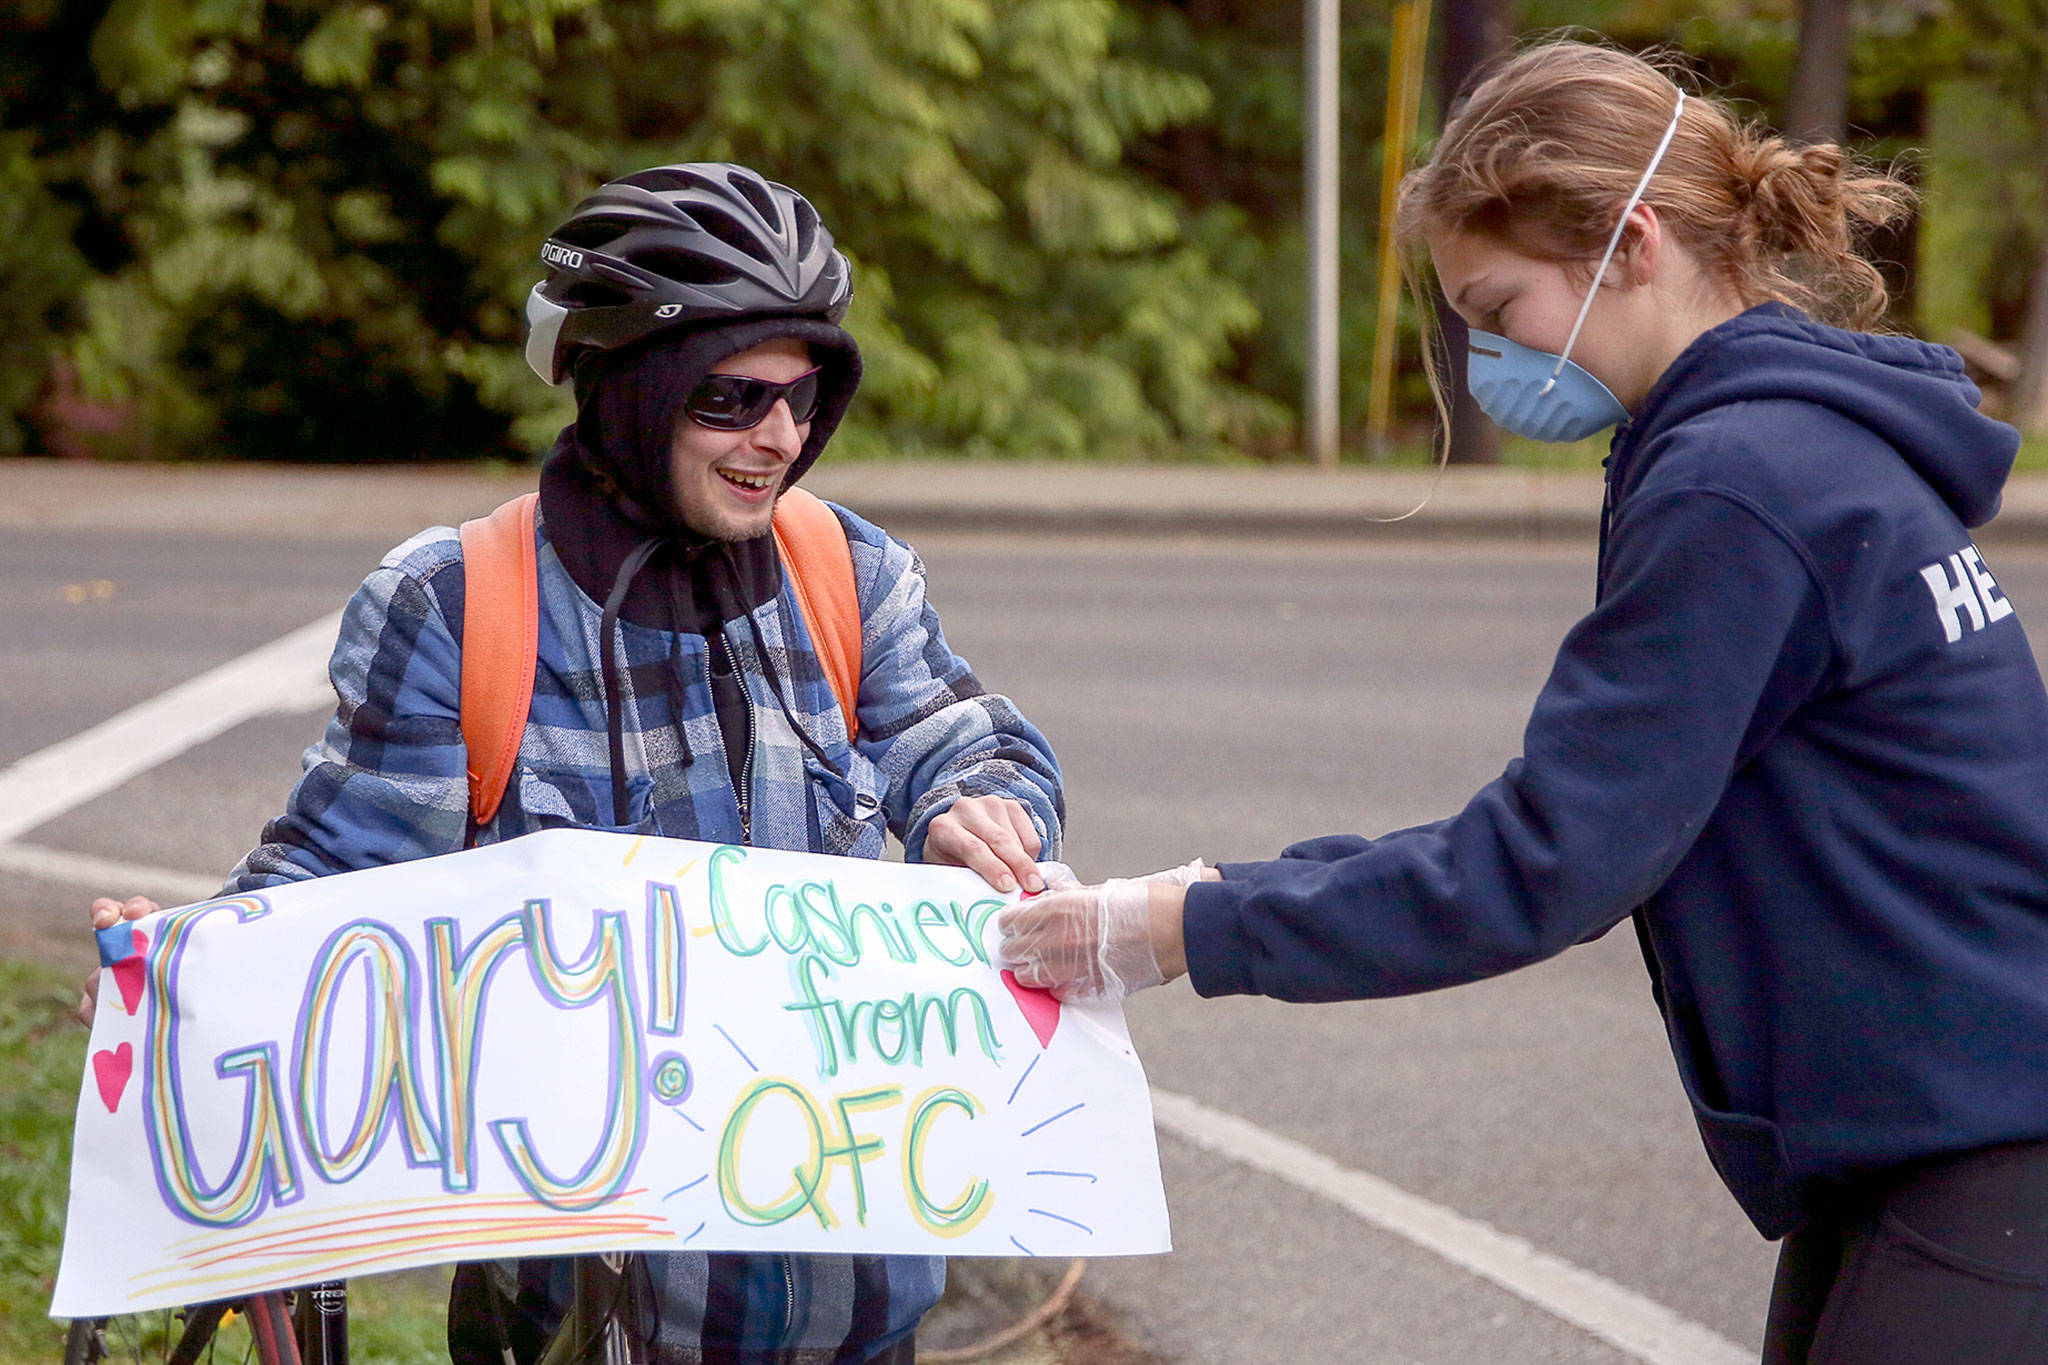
top-left (525, 163), bottom-right (853, 386)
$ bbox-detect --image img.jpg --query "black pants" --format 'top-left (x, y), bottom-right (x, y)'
top-left (1763, 1139), bottom-right (2048, 1364)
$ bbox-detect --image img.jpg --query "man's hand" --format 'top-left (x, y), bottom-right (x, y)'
top-left (923, 795), bottom-right (1046, 894)
top-left (997, 879), bottom-right (1190, 1002)
top-left (78, 894), bottom-right (159, 1028)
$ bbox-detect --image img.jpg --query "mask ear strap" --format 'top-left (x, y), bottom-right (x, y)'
top-left (1542, 89), bottom-right (1686, 396)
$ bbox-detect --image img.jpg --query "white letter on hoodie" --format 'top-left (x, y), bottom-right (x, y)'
top-left (1961, 546), bottom-right (2015, 625)
top-left (1921, 552), bottom-right (1988, 643)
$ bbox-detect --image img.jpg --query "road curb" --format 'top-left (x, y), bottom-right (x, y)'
top-left (8, 458), bottom-right (2048, 545)
top-left (0, 459), bottom-right (1609, 543)
top-left (833, 500), bottom-right (1605, 542)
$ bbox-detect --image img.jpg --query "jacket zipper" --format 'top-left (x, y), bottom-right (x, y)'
top-left (736, 678), bottom-right (756, 846)
top-left (716, 626), bottom-right (757, 845)
top-left (779, 1256), bottom-right (796, 1346)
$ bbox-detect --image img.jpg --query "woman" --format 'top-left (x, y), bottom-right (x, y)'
top-left (1001, 41), bottom-right (2048, 1363)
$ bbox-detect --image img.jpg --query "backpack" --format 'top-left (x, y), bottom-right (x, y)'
top-left (456, 489), bottom-right (863, 824)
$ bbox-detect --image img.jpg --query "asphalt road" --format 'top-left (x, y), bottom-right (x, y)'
top-left (13, 516), bottom-right (2048, 1361)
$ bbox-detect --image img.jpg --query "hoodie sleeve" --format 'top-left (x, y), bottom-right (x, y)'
top-left (1183, 486), bottom-right (1834, 1002)
top-left (838, 513), bottom-right (1065, 863)
top-left (222, 533), bottom-right (472, 892)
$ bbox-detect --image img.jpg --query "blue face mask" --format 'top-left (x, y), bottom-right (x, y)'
top-left (1465, 330), bottom-right (1628, 442)
top-left (1464, 90), bottom-right (1686, 443)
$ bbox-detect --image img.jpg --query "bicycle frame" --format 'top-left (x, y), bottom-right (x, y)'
top-left (64, 1281), bottom-right (348, 1365)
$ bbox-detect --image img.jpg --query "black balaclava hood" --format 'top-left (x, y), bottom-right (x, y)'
top-left (570, 315), bottom-right (861, 534)
top-left (537, 315), bottom-right (861, 621)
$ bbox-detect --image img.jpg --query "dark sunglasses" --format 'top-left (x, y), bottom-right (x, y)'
top-left (683, 368), bottom-right (824, 431)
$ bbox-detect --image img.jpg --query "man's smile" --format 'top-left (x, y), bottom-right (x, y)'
top-left (716, 466), bottom-right (781, 494)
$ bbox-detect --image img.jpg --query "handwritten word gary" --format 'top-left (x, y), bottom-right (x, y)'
top-left (144, 884), bottom-right (680, 1227)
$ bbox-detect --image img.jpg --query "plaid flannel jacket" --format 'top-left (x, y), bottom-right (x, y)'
top-left (226, 500), bottom-right (1064, 1362)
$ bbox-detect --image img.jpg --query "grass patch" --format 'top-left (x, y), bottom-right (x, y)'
top-left (337, 1267), bottom-right (454, 1363)
top-left (0, 957), bottom-right (85, 1363)
top-left (0, 957), bottom-right (449, 1364)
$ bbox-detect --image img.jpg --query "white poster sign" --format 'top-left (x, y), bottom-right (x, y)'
top-left (53, 829), bottom-right (1168, 1316)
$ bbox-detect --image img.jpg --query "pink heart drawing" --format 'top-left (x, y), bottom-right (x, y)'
top-left (111, 929), bottom-right (149, 1015)
top-left (1000, 969), bottom-right (1061, 1049)
top-left (93, 1042), bottom-right (133, 1113)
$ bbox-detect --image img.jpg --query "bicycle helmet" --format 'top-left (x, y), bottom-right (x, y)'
top-left (525, 163), bottom-right (853, 386)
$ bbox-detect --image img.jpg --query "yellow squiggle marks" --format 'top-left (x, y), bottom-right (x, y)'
top-left (165, 1190), bottom-right (623, 1252)
top-left (135, 1191), bottom-right (671, 1297)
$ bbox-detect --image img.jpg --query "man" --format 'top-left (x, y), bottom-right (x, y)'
top-left (86, 163), bottom-right (1063, 1363)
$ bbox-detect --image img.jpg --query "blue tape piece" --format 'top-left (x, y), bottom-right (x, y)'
top-left (95, 922), bottom-right (137, 968)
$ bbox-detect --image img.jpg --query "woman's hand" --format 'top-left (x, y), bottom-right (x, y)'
top-left (923, 795), bottom-right (1046, 894)
top-left (1133, 858), bottom-right (1211, 887)
top-left (998, 878), bottom-right (1191, 1001)
top-left (77, 894), bottom-right (159, 1027)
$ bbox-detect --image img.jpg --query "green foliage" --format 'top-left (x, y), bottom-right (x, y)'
top-left (5, 0), bottom-right (1274, 461)
top-left (1921, 0), bottom-right (2048, 353)
top-left (1115, 0), bottom-right (1404, 451)
top-left (4, 1), bottom-right (2041, 462)
top-left (0, 133), bottom-right (92, 455)
top-left (1920, 77), bottom-right (2044, 342)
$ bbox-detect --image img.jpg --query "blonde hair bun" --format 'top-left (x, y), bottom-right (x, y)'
top-left (1396, 40), bottom-right (1913, 331)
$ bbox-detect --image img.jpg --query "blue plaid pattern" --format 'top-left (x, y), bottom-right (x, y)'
top-left (226, 500), bottom-right (1064, 1362)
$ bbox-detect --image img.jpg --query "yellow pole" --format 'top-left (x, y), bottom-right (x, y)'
top-left (1367, 0), bottom-right (1432, 457)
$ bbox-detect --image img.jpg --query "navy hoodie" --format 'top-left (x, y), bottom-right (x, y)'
top-left (1183, 304), bottom-right (2048, 1237)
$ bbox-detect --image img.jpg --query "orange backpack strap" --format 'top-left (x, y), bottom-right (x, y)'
top-left (458, 492), bottom-right (539, 824)
top-left (771, 488), bottom-right (863, 741)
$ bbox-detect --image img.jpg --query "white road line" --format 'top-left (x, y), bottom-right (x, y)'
top-left (0, 841), bottom-right (219, 906)
top-left (1150, 1088), bottom-right (1750, 1365)
top-left (0, 610), bottom-right (341, 844)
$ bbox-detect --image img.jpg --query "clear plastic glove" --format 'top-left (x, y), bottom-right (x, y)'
top-left (997, 878), bottom-right (1163, 1002)
top-left (1134, 858), bottom-right (1206, 886)
top-left (1034, 861), bottom-right (1082, 892)
top-left (1027, 860), bottom-right (1198, 894)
